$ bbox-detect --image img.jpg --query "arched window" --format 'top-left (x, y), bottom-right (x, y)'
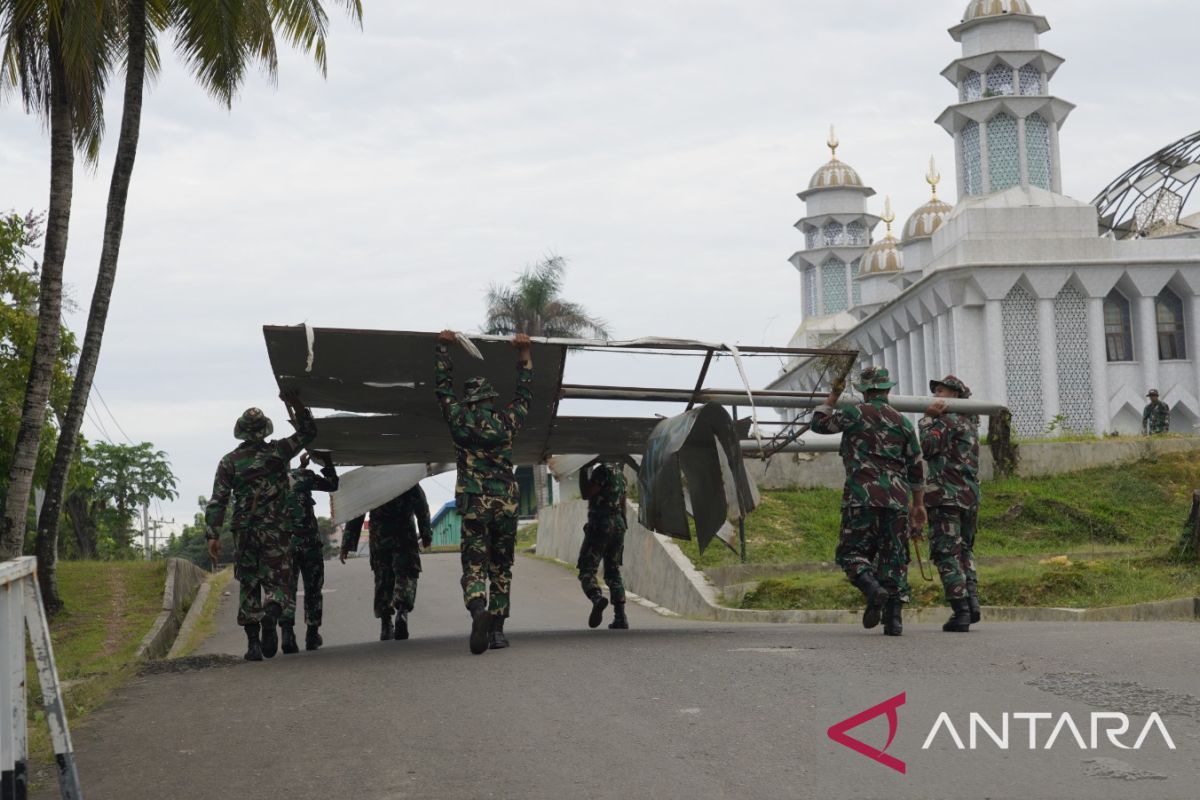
top-left (823, 222), bottom-right (844, 247)
top-left (985, 65), bottom-right (1014, 97)
top-left (821, 257), bottom-right (848, 314)
top-left (846, 220), bottom-right (866, 246)
top-left (803, 266), bottom-right (816, 318)
top-left (1103, 290), bottom-right (1133, 362)
top-left (962, 122), bottom-right (983, 196)
top-left (805, 228), bottom-right (818, 250)
top-left (987, 113), bottom-right (1020, 192)
top-left (1019, 64), bottom-right (1042, 96)
top-left (1156, 288), bottom-right (1187, 360)
top-left (962, 71), bottom-right (982, 102)
top-left (1025, 114), bottom-right (1052, 190)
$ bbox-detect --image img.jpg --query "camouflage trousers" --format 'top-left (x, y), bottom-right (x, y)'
top-left (836, 506), bottom-right (911, 602)
top-left (234, 525), bottom-right (292, 626)
top-left (928, 506), bottom-right (978, 601)
top-left (577, 520), bottom-right (626, 604)
top-left (282, 537), bottom-right (325, 626)
top-left (370, 538), bottom-right (422, 617)
top-left (459, 492), bottom-right (517, 617)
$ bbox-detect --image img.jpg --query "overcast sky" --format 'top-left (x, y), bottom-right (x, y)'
top-left (2, 0), bottom-right (1197, 534)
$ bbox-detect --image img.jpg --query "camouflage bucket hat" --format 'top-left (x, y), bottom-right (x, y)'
top-left (929, 374), bottom-right (972, 399)
top-left (1147, 389), bottom-right (1160, 397)
top-left (854, 366), bottom-right (896, 393)
top-left (234, 407), bottom-right (274, 441)
top-left (462, 377), bottom-right (499, 404)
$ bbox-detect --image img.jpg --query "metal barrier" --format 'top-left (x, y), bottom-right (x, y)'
top-left (1, 557), bottom-right (82, 800)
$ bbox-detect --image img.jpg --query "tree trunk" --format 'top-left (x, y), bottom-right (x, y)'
top-left (0, 30), bottom-right (75, 560)
top-left (37, 0), bottom-right (147, 611)
top-left (64, 492), bottom-right (96, 560)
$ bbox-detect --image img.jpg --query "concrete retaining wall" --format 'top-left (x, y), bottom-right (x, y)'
top-left (745, 436), bottom-right (1200, 491)
top-left (136, 558), bottom-right (208, 660)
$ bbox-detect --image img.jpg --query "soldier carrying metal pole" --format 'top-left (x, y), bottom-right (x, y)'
top-left (577, 460), bottom-right (630, 630)
top-left (279, 451), bottom-right (339, 653)
top-left (811, 367), bottom-right (927, 637)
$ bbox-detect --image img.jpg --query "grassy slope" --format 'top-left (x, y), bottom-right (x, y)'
top-left (26, 561), bottom-right (166, 765)
top-left (675, 452), bottom-right (1200, 609)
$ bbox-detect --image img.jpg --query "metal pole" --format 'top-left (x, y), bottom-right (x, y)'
top-left (739, 518), bottom-right (746, 564)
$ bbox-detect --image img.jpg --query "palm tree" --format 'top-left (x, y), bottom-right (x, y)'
top-left (0, 0), bottom-right (115, 560)
top-left (32, 0), bottom-right (363, 612)
top-left (484, 256), bottom-right (611, 340)
top-left (484, 255), bottom-right (611, 510)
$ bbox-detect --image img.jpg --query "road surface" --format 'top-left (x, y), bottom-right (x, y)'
top-left (35, 552), bottom-right (1200, 799)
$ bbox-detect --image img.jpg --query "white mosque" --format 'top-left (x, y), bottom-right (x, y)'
top-left (773, 0), bottom-right (1200, 438)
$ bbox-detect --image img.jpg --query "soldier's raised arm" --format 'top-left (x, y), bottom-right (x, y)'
top-left (435, 330), bottom-right (460, 423)
top-left (311, 455), bottom-right (339, 493)
top-left (277, 389), bottom-right (318, 459)
top-left (340, 515), bottom-right (365, 563)
top-left (503, 333), bottom-right (534, 430)
top-left (904, 422), bottom-right (928, 531)
top-left (811, 376), bottom-right (862, 435)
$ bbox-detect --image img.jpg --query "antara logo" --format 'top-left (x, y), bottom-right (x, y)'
top-left (827, 692), bottom-right (907, 774)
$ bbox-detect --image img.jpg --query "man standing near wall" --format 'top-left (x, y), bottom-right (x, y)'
top-left (340, 484), bottom-right (433, 642)
top-left (811, 367), bottom-right (926, 637)
top-left (435, 330), bottom-right (533, 655)
top-left (1143, 390), bottom-right (1171, 435)
top-left (280, 452), bottom-right (339, 653)
top-left (577, 460), bottom-right (629, 631)
top-left (920, 375), bottom-right (981, 632)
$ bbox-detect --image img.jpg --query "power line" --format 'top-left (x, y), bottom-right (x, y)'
top-left (84, 406), bottom-right (114, 444)
top-left (91, 383), bottom-right (136, 445)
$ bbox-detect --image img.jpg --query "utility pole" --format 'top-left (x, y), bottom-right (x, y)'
top-left (142, 505), bottom-right (150, 560)
top-left (147, 517), bottom-right (174, 558)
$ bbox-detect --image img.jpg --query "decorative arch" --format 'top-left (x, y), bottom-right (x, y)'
top-left (1002, 282), bottom-right (1044, 436)
top-left (1054, 283), bottom-right (1093, 433)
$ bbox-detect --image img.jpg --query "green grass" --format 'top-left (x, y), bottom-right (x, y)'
top-left (26, 561), bottom-right (166, 767)
top-left (172, 567), bottom-right (232, 658)
top-left (517, 522), bottom-right (538, 551)
top-left (677, 452), bottom-right (1200, 608)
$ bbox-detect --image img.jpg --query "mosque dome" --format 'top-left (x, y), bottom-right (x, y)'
top-left (963, 0), bottom-right (1035, 22)
top-left (807, 125), bottom-right (866, 191)
top-left (903, 157), bottom-right (954, 242)
top-left (860, 198), bottom-right (904, 275)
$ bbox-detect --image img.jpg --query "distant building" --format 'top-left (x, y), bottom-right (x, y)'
top-left (776, 0), bottom-right (1200, 437)
top-left (430, 501), bottom-right (461, 548)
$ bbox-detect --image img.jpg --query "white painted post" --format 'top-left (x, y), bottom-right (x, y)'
top-left (1137, 295), bottom-right (1159, 401)
top-left (1087, 296), bottom-right (1111, 435)
top-left (1038, 298), bottom-right (1060, 430)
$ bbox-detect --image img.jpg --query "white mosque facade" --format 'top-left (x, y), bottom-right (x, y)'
top-left (775, 0), bottom-right (1200, 438)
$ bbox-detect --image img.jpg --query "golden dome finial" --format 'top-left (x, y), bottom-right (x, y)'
top-left (882, 196), bottom-right (896, 236)
top-left (827, 125), bottom-right (839, 160)
top-left (926, 156), bottom-right (941, 199)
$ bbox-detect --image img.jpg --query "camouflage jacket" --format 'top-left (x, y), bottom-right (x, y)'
top-left (342, 485), bottom-right (432, 554)
top-left (1143, 400), bottom-right (1170, 434)
top-left (580, 462), bottom-right (627, 531)
top-left (204, 411), bottom-right (318, 537)
top-left (283, 464), bottom-right (339, 543)
top-left (434, 344), bottom-right (533, 498)
top-left (811, 399), bottom-right (926, 510)
top-left (918, 412), bottom-right (980, 510)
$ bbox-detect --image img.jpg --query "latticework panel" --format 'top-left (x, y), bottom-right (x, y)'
top-left (851, 257), bottom-right (863, 306)
top-left (821, 257), bottom-right (848, 314)
top-left (1054, 284), bottom-right (1094, 433)
top-left (962, 122), bottom-right (983, 195)
top-left (1026, 114), bottom-right (1052, 190)
top-left (805, 228), bottom-right (818, 250)
top-left (988, 114), bottom-right (1020, 192)
top-left (986, 65), bottom-right (1014, 96)
top-left (803, 266), bottom-right (816, 318)
top-left (962, 71), bottom-right (982, 102)
top-left (846, 220), bottom-right (866, 246)
top-left (1002, 283), bottom-right (1044, 437)
top-left (823, 222), bottom-right (844, 247)
top-left (1019, 65), bottom-right (1042, 96)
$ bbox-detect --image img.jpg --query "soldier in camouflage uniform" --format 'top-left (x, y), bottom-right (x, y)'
top-left (577, 460), bottom-right (630, 630)
top-left (205, 392), bottom-right (317, 661)
top-left (811, 367), bottom-right (927, 637)
top-left (1142, 389), bottom-right (1170, 435)
top-left (435, 329), bottom-right (533, 655)
top-left (340, 484), bottom-right (433, 642)
top-left (280, 452), bottom-right (339, 653)
top-left (920, 375), bottom-right (980, 633)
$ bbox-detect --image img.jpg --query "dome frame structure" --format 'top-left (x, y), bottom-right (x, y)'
top-left (1092, 129), bottom-right (1200, 240)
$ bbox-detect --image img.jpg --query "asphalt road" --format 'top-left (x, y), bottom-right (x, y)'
top-left (37, 553), bottom-right (1200, 800)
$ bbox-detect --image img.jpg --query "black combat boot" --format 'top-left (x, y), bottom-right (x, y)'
top-left (942, 598), bottom-right (972, 633)
top-left (379, 611), bottom-right (394, 641)
top-left (883, 597), bottom-right (904, 637)
top-left (587, 591), bottom-right (609, 629)
top-left (468, 599), bottom-right (490, 655)
top-left (243, 623), bottom-right (263, 661)
top-left (851, 573), bottom-right (890, 630)
top-left (305, 625), bottom-right (322, 651)
top-left (608, 602), bottom-right (629, 630)
top-left (260, 614), bottom-right (279, 659)
top-left (966, 583), bottom-right (982, 624)
top-left (394, 610), bottom-right (409, 641)
top-left (488, 615), bottom-right (509, 650)
top-left (280, 623), bottom-right (299, 654)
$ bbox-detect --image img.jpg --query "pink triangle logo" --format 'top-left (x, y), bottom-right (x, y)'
top-left (827, 692), bottom-right (907, 774)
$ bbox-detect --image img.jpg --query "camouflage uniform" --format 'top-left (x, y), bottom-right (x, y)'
top-left (280, 463), bottom-right (339, 627)
top-left (343, 485), bottom-right (432, 617)
top-left (577, 462), bottom-right (628, 604)
top-left (811, 369), bottom-right (925, 605)
top-left (435, 343), bottom-right (532, 618)
top-left (1143, 395), bottom-right (1170, 435)
top-left (920, 376), bottom-right (980, 603)
top-left (206, 407), bottom-right (316, 627)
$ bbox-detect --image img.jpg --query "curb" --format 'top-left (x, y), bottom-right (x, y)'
top-left (135, 558), bottom-right (209, 660)
top-left (166, 567), bottom-right (229, 659)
